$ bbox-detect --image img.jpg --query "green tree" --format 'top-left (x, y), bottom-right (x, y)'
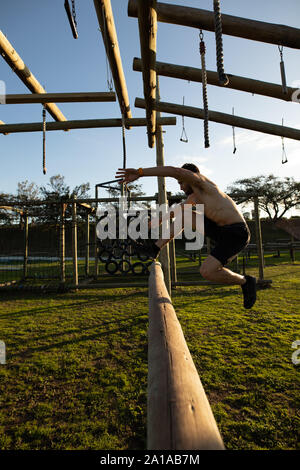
top-left (227, 174), bottom-right (300, 222)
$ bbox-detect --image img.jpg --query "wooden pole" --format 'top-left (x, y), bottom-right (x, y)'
top-left (94, 0), bottom-right (132, 120)
top-left (169, 239), bottom-right (177, 286)
top-left (60, 202), bottom-right (66, 284)
top-left (0, 30), bottom-right (67, 122)
top-left (137, 0), bottom-right (157, 148)
top-left (148, 262), bottom-right (225, 450)
top-left (253, 197), bottom-right (264, 281)
top-left (23, 211), bottom-right (28, 279)
top-left (135, 98), bottom-right (300, 142)
top-left (128, 0), bottom-right (300, 49)
top-left (3, 92), bottom-right (116, 104)
top-left (155, 79), bottom-right (171, 296)
top-left (0, 116), bottom-right (176, 134)
top-left (94, 186), bottom-right (99, 278)
top-left (72, 198), bottom-right (78, 288)
top-left (85, 213), bottom-right (90, 277)
top-left (133, 58), bottom-right (299, 103)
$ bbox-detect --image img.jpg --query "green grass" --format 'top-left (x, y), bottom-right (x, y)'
top-left (0, 257), bottom-right (299, 450)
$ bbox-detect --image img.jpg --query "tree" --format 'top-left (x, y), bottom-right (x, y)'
top-left (227, 175), bottom-right (300, 222)
top-left (17, 180), bottom-right (40, 202)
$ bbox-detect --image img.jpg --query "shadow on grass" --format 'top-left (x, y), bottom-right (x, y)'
top-left (9, 313), bottom-right (148, 359)
top-left (0, 290), bottom-right (148, 320)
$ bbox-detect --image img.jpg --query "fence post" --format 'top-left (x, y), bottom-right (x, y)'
top-left (253, 196), bottom-right (264, 280)
top-left (60, 201), bottom-right (66, 284)
top-left (85, 212), bottom-right (90, 276)
top-left (72, 197), bottom-right (78, 288)
top-left (23, 210), bottom-right (28, 279)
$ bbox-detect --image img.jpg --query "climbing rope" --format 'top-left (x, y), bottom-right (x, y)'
top-left (278, 46), bottom-right (288, 95)
top-left (42, 104), bottom-right (47, 175)
top-left (281, 118), bottom-right (288, 164)
top-left (232, 107), bottom-right (237, 154)
top-left (199, 30), bottom-right (210, 148)
top-left (180, 97), bottom-right (188, 143)
top-left (213, 0), bottom-right (229, 86)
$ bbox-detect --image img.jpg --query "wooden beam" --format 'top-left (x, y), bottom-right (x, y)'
top-left (133, 58), bottom-right (299, 103)
top-left (137, 0), bottom-right (157, 148)
top-left (0, 116), bottom-right (176, 134)
top-left (128, 0), bottom-right (300, 49)
top-left (0, 30), bottom-right (67, 122)
top-left (135, 97), bottom-right (300, 141)
top-left (148, 261), bottom-right (225, 450)
top-left (94, 0), bottom-right (132, 120)
top-left (2, 92), bottom-right (116, 104)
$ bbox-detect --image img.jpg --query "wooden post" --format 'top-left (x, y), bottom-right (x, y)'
top-left (137, 0), bottom-right (157, 147)
top-left (155, 79), bottom-right (171, 295)
top-left (0, 116), bottom-right (177, 134)
top-left (128, 0), bottom-right (300, 49)
top-left (94, 0), bottom-right (132, 120)
top-left (253, 197), bottom-right (264, 280)
top-left (60, 202), bottom-right (66, 284)
top-left (85, 213), bottom-right (90, 277)
top-left (4, 92), bottom-right (116, 104)
top-left (135, 98), bottom-right (300, 142)
top-left (94, 187), bottom-right (99, 278)
top-left (0, 30), bottom-right (67, 123)
top-left (148, 262), bottom-right (225, 450)
top-left (72, 198), bottom-right (78, 288)
top-left (23, 211), bottom-right (28, 279)
top-left (169, 239), bottom-right (177, 286)
top-left (133, 58), bottom-right (299, 103)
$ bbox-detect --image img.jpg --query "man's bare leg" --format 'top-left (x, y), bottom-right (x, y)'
top-left (200, 255), bottom-right (246, 285)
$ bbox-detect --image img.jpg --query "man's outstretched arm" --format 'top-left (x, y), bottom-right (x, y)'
top-left (115, 166), bottom-right (205, 187)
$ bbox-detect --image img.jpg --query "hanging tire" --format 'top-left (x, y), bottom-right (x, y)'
top-left (105, 260), bottom-right (119, 275)
top-left (131, 262), bottom-right (147, 275)
top-left (118, 260), bottom-right (132, 274)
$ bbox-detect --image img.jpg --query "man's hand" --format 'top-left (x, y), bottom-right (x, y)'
top-left (115, 168), bottom-right (139, 184)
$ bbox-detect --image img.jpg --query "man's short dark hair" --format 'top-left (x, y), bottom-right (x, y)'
top-left (181, 163), bottom-right (200, 174)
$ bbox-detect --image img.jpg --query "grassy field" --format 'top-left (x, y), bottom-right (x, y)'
top-left (0, 255), bottom-right (299, 450)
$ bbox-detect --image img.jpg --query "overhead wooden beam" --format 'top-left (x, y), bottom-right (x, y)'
top-left (148, 261), bottom-right (225, 450)
top-left (135, 98), bottom-right (300, 141)
top-left (128, 0), bottom-right (300, 49)
top-left (137, 0), bottom-right (157, 148)
top-left (0, 30), bottom-right (67, 122)
top-left (0, 116), bottom-right (176, 134)
top-left (94, 0), bottom-right (132, 120)
top-left (133, 58), bottom-right (299, 103)
top-left (2, 92), bottom-right (116, 105)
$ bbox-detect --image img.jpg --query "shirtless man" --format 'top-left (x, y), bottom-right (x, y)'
top-left (116, 163), bottom-right (257, 309)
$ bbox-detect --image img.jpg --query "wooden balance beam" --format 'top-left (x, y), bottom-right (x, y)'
top-left (148, 261), bottom-right (225, 450)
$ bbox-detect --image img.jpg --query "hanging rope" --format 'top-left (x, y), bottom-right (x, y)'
top-left (180, 97), bottom-right (188, 143)
top-left (278, 46), bottom-right (288, 95)
top-left (199, 30), bottom-right (210, 148)
top-left (232, 107), bottom-right (237, 154)
top-left (121, 111), bottom-right (128, 195)
top-left (213, 0), bottom-right (229, 86)
top-left (42, 104), bottom-right (47, 175)
top-left (101, 5), bottom-right (114, 92)
top-left (281, 118), bottom-right (288, 164)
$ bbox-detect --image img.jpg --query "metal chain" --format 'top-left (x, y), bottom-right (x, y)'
top-left (213, 0), bottom-right (229, 86)
top-left (199, 30), bottom-right (210, 148)
top-left (71, 0), bottom-right (77, 27)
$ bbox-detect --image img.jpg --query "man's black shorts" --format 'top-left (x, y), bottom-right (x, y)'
top-left (205, 220), bottom-right (250, 266)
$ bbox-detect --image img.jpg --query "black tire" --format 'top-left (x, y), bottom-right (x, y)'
top-left (99, 249), bottom-right (112, 263)
top-left (105, 260), bottom-right (119, 275)
top-left (118, 260), bottom-right (132, 274)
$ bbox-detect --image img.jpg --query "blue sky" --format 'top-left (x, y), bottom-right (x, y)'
top-left (1, 0), bottom-right (300, 205)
